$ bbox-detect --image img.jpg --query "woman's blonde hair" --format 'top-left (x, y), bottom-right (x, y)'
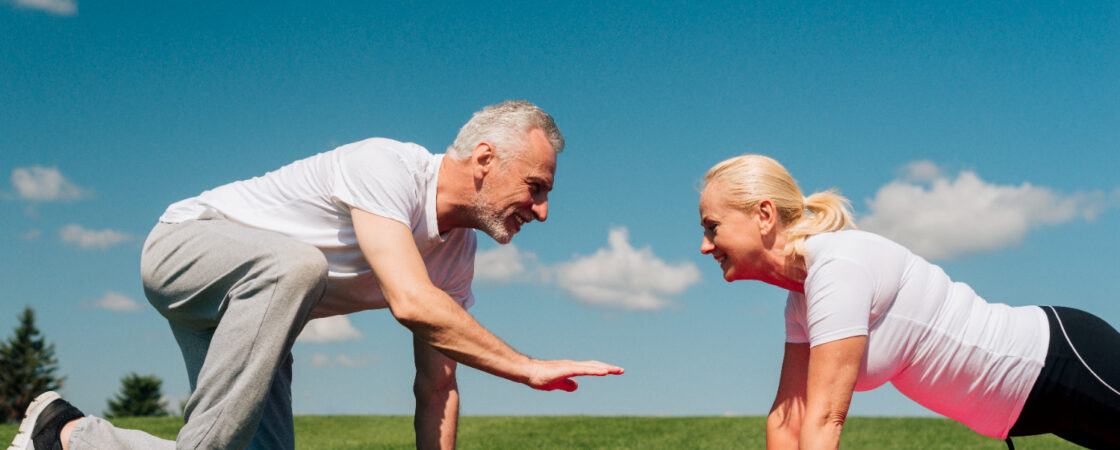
top-left (703, 155), bottom-right (855, 258)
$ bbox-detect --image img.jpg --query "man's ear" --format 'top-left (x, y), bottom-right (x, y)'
top-left (472, 142), bottom-right (495, 181)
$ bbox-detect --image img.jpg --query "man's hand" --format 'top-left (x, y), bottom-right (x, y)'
top-left (526, 359), bottom-right (625, 392)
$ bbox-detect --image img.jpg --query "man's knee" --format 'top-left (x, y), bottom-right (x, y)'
top-left (270, 243), bottom-right (329, 295)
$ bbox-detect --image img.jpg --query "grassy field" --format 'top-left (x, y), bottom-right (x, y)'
top-left (1, 416), bottom-right (1080, 449)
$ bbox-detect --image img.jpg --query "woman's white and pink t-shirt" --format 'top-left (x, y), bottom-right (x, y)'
top-left (785, 230), bottom-right (1048, 439)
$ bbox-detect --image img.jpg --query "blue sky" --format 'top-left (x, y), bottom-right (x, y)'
top-left (2, 0), bottom-right (1118, 425)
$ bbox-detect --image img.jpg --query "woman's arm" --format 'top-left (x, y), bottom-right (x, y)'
top-left (768, 342), bottom-right (809, 449)
top-left (800, 335), bottom-right (866, 449)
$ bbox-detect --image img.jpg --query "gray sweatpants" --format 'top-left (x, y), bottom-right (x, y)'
top-left (70, 211), bottom-right (328, 450)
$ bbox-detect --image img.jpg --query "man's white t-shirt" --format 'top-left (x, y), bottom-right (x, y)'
top-left (784, 230), bottom-right (1048, 439)
top-left (160, 137), bottom-right (476, 319)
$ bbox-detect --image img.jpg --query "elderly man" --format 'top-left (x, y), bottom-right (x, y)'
top-left (11, 100), bottom-right (624, 450)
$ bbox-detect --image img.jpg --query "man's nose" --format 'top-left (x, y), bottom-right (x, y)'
top-left (532, 199), bottom-right (548, 222)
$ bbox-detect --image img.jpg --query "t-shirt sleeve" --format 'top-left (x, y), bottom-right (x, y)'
top-left (331, 144), bottom-right (420, 227)
top-left (785, 291), bottom-right (810, 344)
top-left (802, 257), bottom-right (876, 347)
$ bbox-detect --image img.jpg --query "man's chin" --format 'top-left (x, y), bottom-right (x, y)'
top-left (480, 227), bottom-right (514, 245)
top-left (495, 219), bottom-right (522, 243)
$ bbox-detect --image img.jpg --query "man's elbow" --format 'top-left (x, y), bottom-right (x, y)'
top-left (386, 287), bottom-right (430, 328)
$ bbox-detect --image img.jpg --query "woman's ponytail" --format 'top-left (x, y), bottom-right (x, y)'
top-left (783, 190), bottom-right (855, 258)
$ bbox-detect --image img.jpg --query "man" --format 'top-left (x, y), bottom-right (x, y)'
top-left (9, 100), bottom-right (624, 450)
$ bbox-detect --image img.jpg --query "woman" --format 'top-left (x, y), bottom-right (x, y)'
top-left (698, 154), bottom-right (1120, 449)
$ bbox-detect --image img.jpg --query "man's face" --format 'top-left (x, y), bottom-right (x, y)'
top-left (470, 128), bottom-right (556, 244)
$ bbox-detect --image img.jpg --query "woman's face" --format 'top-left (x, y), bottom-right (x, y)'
top-left (698, 182), bottom-right (767, 282)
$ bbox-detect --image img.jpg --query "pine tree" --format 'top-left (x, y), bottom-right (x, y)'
top-left (105, 373), bottom-right (168, 418)
top-left (0, 306), bottom-right (65, 423)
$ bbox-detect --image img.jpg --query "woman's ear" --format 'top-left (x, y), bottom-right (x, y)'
top-left (756, 198), bottom-right (776, 235)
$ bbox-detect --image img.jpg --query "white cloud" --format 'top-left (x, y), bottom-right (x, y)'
top-left (91, 291), bottom-right (141, 311)
top-left (860, 162), bottom-right (1108, 260)
top-left (59, 224), bottom-right (132, 249)
top-left (308, 353), bottom-right (377, 369)
top-left (901, 160), bottom-right (942, 183)
top-left (7, 0), bottom-right (77, 16)
top-left (335, 354), bottom-right (376, 367)
top-left (10, 166), bottom-right (86, 201)
top-left (473, 228), bottom-right (701, 311)
top-left (23, 229), bottom-right (42, 241)
top-left (297, 315), bottom-right (363, 343)
top-left (473, 244), bottom-right (538, 283)
top-left (551, 227), bottom-right (701, 311)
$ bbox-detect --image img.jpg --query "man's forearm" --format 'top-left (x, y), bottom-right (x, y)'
top-left (393, 283), bottom-right (535, 383)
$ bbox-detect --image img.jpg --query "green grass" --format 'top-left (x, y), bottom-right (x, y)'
top-left (0, 416), bottom-right (1081, 449)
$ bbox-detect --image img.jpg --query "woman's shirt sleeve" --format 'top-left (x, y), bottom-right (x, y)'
top-left (786, 257), bottom-right (877, 347)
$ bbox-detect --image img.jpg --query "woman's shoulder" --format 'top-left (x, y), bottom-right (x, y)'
top-left (805, 230), bottom-right (910, 265)
top-left (806, 229), bottom-right (896, 249)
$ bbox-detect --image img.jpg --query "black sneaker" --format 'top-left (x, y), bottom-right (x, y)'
top-left (7, 391), bottom-right (85, 450)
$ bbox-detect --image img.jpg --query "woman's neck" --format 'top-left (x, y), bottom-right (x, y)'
top-left (757, 231), bottom-right (807, 294)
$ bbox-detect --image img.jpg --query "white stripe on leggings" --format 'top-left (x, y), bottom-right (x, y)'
top-left (1047, 305), bottom-right (1120, 397)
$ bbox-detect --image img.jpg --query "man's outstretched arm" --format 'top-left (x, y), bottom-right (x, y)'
top-left (353, 208), bottom-right (624, 389)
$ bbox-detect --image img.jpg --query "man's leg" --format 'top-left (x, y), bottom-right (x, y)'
top-left (70, 213), bottom-right (326, 449)
top-left (169, 329), bottom-right (297, 450)
top-left (68, 416), bottom-right (176, 449)
top-left (249, 353), bottom-right (296, 450)
top-left (153, 214), bottom-right (326, 449)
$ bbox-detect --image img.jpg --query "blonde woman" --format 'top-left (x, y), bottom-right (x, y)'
top-left (698, 155), bottom-right (1120, 449)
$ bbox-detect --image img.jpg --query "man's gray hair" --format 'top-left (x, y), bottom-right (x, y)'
top-left (447, 100), bottom-right (565, 161)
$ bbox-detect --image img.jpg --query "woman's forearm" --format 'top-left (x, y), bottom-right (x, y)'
top-left (797, 408), bottom-right (846, 449)
top-left (799, 335), bottom-right (864, 449)
top-left (766, 409), bottom-right (801, 449)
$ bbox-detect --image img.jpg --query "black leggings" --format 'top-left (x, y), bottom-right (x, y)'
top-left (1008, 306), bottom-right (1120, 449)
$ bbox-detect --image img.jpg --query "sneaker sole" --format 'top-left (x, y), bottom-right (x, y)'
top-left (7, 391), bottom-right (61, 450)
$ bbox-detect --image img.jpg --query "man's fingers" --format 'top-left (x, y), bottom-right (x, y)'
top-left (557, 361), bottom-right (625, 379)
top-left (570, 361), bottom-right (625, 376)
top-left (560, 378), bottom-right (578, 392)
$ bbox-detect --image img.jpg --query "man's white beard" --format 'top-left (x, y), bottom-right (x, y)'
top-left (469, 192), bottom-right (513, 244)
